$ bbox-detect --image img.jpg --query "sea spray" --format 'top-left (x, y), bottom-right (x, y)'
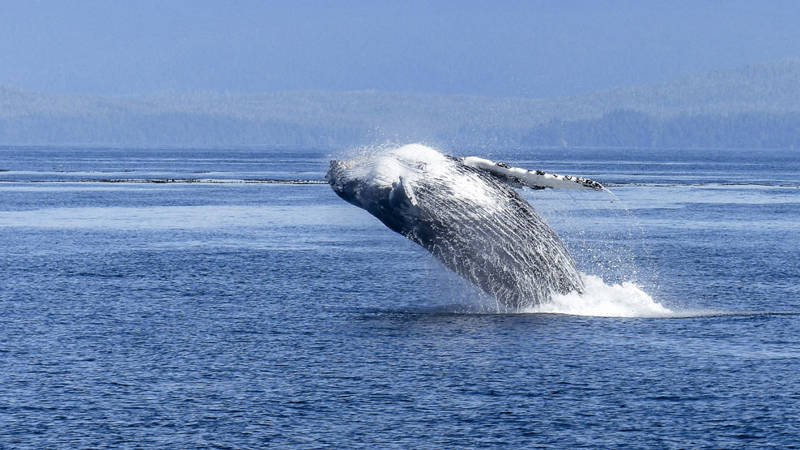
top-left (529, 273), bottom-right (672, 317)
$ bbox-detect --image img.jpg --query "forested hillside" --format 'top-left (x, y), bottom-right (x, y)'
top-left (2, 59), bottom-right (799, 149)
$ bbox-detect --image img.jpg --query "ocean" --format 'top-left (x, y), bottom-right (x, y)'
top-left (1, 145), bottom-right (799, 447)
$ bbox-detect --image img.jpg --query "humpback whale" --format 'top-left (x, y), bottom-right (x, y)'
top-left (327, 144), bottom-right (603, 308)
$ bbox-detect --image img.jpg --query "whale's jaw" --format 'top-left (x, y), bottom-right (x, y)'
top-left (326, 160), bottom-right (358, 206)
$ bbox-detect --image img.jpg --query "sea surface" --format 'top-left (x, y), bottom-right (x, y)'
top-left (1, 145), bottom-right (799, 447)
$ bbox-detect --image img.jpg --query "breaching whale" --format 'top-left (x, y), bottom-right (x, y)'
top-left (327, 144), bottom-right (604, 308)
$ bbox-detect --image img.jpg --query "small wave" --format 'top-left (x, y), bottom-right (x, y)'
top-left (82, 178), bottom-right (328, 184)
top-left (0, 178), bottom-right (327, 185)
top-left (526, 273), bottom-right (672, 318)
top-left (604, 182), bottom-right (800, 189)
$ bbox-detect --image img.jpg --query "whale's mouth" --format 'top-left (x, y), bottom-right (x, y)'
top-left (327, 159), bottom-right (360, 197)
top-left (327, 159), bottom-right (361, 207)
top-left (325, 160), bottom-right (344, 186)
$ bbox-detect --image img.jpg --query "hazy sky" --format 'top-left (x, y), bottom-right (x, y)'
top-left (2, 0), bottom-right (799, 98)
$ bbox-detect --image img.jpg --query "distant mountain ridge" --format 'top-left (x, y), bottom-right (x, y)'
top-left (572, 58), bottom-right (800, 117)
top-left (2, 59), bottom-right (800, 149)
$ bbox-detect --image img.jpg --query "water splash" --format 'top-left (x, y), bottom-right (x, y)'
top-left (522, 178), bottom-right (667, 316)
top-left (527, 273), bottom-right (672, 317)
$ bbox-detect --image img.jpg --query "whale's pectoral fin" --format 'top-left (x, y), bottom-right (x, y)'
top-left (462, 156), bottom-right (604, 191)
top-left (389, 176), bottom-right (419, 209)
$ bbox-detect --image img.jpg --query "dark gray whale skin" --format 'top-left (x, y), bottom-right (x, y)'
top-left (326, 153), bottom-right (584, 308)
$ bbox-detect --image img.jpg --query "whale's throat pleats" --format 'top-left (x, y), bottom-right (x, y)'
top-left (387, 156), bottom-right (584, 307)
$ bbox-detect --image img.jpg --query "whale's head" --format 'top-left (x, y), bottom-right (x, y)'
top-left (326, 145), bottom-right (450, 234)
top-left (326, 159), bottom-right (364, 206)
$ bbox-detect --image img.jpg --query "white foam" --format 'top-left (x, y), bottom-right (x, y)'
top-left (357, 143), bottom-right (449, 187)
top-left (526, 273), bottom-right (672, 318)
top-left (339, 143), bottom-right (499, 208)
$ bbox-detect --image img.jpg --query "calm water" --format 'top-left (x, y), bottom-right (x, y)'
top-left (1, 146), bottom-right (799, 447)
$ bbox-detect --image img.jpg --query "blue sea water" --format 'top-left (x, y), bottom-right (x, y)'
top-left (1, 146), bottom-right (799, 447)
